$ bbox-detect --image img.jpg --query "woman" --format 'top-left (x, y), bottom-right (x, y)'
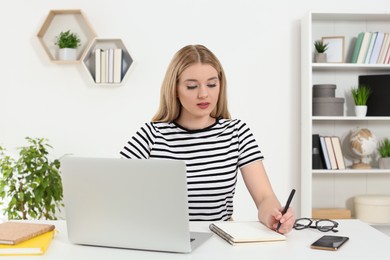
top-left (120, 44), bottom-right (294, 234)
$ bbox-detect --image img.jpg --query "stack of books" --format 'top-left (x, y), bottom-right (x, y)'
top-left (312, 134), bottom-right (346, 170)
top-left (94, 48), bottom-right (123, 84)
top-left (0, 222), bottom-right (55, 256)
top-left (351, 31), bottom-right (390, 64)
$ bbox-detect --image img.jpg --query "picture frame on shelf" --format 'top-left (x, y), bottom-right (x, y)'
top-left (322, 36), bottom-right (345, 63)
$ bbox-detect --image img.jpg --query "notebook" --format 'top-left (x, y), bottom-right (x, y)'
top-left (209, 221), bottom-right (286, 245)
top-left (60, 156), bottom-right (212, 253)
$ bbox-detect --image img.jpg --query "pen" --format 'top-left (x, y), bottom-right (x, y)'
top-left (276, 189), bottom-right (296, 232)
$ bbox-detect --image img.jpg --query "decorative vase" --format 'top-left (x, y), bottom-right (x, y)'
top-left (379, 157), bottom-right (390, 169)
top-left (355, 105), bottom-right (367, 117)
top-left (58, 48), bottom-right (77, 61)
top-left (315, 53), bottom-right (327, 63)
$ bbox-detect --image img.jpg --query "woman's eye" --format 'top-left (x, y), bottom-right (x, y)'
top-left (207, 84), bottom-right (217, 88)
top-left (187, 85), bottom-right (198, 90)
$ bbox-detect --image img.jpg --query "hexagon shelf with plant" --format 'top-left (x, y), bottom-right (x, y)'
top-left (37, 9), bottom-right (97, 64)
top-left (82, 38), bottom-right (134, 85)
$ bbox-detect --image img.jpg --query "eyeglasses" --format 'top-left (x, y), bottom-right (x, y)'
top-left (293, 218), bottom-right (339, 232)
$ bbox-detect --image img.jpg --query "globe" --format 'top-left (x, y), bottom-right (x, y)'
top-left (350, 128), bottom-right (377, 169)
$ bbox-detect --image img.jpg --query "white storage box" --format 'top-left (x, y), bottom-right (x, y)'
top-left (354, 194), bottom-right (390, 224)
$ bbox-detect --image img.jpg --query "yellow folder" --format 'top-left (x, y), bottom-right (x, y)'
top-left (0, 230), bottom-right (55, 256)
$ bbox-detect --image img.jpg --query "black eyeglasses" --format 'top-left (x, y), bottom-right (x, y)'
top-left (293, 218), bottom-right (339, 232)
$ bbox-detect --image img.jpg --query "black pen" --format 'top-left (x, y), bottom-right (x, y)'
top-left (276, 189), bottom-right (296, 232)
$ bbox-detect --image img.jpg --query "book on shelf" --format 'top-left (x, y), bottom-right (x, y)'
top-left (0, 222), bottom-right (55, 245)
top-left (113, 48), bottom-right (123, 83)
top-left (356, 32), bottom-right (372, 63)
top-left (324, 136), bottom-right (338, 170)
top-left (385, 43), bottom-right (390, 64)
top-left (351, 32), bottom-right (364, 63)
top-left (94, 49), bottom-right (102, 83)
top-left (331, 136), bottom-right (346, 170)
top-left (209, 221), bottom-right (286, 245)
top-left (101, 49), bottom-right (107, 83)
top-left (312, 134), bottom-right (324, 169)
top-left (377, 33), bottom-right (390, 64)
top-left (319, 136), bottom-right (331, 170)
top-left (364, 31), bottom-right (377, 64)
top-left (369, 32), bottom-right (384, 64)
top-left (108, 48), bottom-right (114, 83)
top-left (0, 230), bottom-right (55, 256)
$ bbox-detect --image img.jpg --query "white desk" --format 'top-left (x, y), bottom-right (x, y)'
top-left (4, 219), bottom-right (390, 260)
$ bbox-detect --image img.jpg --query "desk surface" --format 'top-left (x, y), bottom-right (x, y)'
top-left (3, 219), bottom-right (390, 260)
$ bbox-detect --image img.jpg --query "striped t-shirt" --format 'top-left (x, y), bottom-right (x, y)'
top-left (119, 118), bottom-right (264, 221)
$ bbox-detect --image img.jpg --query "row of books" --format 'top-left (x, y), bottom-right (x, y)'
top-left (95, 48), bottom-right (123, 84)
top-left (312, 134), bottom-right (346, 170)
top-left (351, 31), bottom-right (390, 64)
top-left (0, 222), bottom-right (55, 256)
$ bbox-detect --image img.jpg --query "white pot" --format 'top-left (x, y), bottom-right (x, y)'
top-left (58, 48), bottom-right (77, 61)
top-left (379, 157), bottom-right (390, 169)
top-left (355, 105), bottom-right (367, 117)
top-left (315, 53), bottom-right (327, 63)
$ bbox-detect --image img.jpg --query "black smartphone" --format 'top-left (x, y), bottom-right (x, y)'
top-left (310, 235), bottom-right (349, 251)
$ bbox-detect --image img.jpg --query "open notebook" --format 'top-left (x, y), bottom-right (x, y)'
top-left (209, 221), bottom-right (286, 245)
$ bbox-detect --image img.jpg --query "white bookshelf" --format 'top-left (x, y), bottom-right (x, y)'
top-left (301, 12), bottom-right (390, 217)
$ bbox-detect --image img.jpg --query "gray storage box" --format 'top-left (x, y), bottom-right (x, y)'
top-left (313, 97), bottom-right (344, 116)
top-left (313, 84), bottom-right (336, 98)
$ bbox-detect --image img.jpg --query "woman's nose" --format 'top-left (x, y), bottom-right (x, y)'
top-left (197, 85), bottom-right (208, 98)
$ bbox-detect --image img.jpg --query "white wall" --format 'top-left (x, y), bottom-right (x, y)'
top-left (1, 0), bottom-right (390, 220)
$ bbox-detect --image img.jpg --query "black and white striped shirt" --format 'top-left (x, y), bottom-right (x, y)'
top-left (119, 118), bottom-right (264, 221)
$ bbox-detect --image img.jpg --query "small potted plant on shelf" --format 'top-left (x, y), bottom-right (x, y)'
top-left (378, 138), bottom-right (390, 169)
top-left (55, 30), bottom-right (81, 61)
top-left (314, 40), bottom-right (328, 63)
top-left (0, 137), bottom-right (63, 220)
top-left (351, 85), bottom-right (372, 117)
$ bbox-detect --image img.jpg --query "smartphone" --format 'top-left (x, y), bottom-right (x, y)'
top-left (310, 235), bottom-right (349, 251)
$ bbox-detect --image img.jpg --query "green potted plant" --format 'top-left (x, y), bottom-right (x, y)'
top-left (55, 29), bottom-right (81, 61)
top-left (378, 138), bottom-right (390, 169)
top-left (0, 137), bottom-right (63, 220)
top-left (351, 85), bottom-right (372, 117)
top-left (314, 40), bottom-right (328, 63)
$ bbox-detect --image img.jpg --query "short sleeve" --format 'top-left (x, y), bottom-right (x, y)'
top-left (236, 120), bottom-right (264, 168)
top-left (119, 123), bottom-right (157, 159)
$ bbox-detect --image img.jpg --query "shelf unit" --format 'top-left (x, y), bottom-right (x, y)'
top-left (301, 12), bottom-right (390, 217)
top-left (82, 38), bottom-right (133, 85)
top-left (37, 9), bottom-right (97, 64)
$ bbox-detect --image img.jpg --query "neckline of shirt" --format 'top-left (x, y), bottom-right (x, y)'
top-left (172, 117), bottom-right (221, 133)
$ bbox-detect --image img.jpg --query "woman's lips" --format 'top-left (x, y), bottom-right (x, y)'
top-left (197, 102), bottom-right (210, 109)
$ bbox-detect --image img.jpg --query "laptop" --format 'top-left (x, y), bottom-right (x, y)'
top-left (60, 156), bottom-right (212, 253)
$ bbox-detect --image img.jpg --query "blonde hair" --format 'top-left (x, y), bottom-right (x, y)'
top-left (152, 44), bottom-right (231, 122)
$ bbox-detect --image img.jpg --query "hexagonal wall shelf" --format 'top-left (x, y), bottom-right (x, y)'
top-left (82, 38), bottom-right (133, 85)
top-left (37, 9), bottom-right (97, 64)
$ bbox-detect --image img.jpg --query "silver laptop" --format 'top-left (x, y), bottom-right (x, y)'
top-left (61, 156), bottom-right (212, 253)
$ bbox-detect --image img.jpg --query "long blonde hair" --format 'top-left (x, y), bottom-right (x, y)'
top-left (152, 45), bottom-right (231, 122)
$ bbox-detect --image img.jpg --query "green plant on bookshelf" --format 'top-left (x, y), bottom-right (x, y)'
top-left (314, 40), bottom-right (328, 63)
top-left (351, 85), bottom-right (372, 105)
top-left (378, 138), bottom-right (390, 169)
top-left (0, 137), bottom-right (63, 220)
top-left (314, 40), bottom-right (329, 53)
top-left (378, 138), bottom-right (390, 158)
